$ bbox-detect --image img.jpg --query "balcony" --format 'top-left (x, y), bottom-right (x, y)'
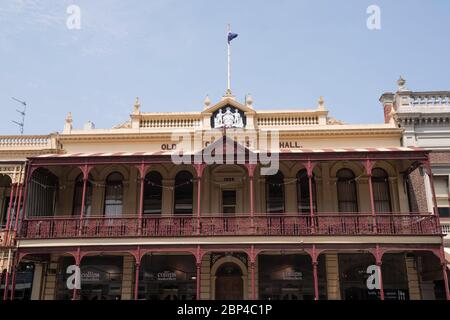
top-left (18, 213), bottom-right (441, 240)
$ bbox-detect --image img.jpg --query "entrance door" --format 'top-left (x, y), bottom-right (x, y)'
top-left (215, 263), bottom-right (243, 300)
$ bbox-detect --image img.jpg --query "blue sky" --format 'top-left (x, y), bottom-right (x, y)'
top-left (1, 0), bottom-right (449, 134)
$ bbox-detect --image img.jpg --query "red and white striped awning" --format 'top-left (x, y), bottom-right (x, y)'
top-left (34, 147), bottom-right (424, 158)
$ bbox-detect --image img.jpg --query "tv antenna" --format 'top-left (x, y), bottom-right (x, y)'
top-left (11, 97), bottom-right (27, 135)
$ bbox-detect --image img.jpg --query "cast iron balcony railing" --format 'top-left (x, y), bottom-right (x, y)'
top-left (18, 213), bottom-right (441, 240)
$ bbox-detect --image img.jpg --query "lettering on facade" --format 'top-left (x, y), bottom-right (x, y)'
top-left (161, 143), bottom-right (177, 150)
top-left (282, 271), bottom-right (303, 281)
top-left (157, 270), bottom-right (177, 281)
top-left (279, 141), bottom-right (302, 149)
top-left (81, 271), bottom-right (101, 282)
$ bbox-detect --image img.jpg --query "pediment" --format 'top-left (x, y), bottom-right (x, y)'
top-left (202, 97), bottom-right (255, 115)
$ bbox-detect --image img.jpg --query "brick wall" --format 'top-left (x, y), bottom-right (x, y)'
top-left (407, 170), bottom-right (427, 212)
top-left (430, 151), bottom-right (450, 164)
top-left (407, 151), bottom-right (450, 213)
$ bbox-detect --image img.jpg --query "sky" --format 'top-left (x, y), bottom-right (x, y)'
top-left (0, 0), bottom-right (449, 135)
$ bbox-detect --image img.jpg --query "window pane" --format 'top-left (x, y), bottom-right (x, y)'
top-left (438, 207), bottom-right (450, 218)
top-left (337, 169), bottom-right (358, 213)
top-left (372, 169), bottom-right (391, 213)
top-left (144, 171), bottom-right (163, 215)
top-left (297, 169), bottom-right (317, 214)
top-left (174, 171), bottom-right (193, 214)
top-left (104, 172), bottom-right (123, 216)
top-left (434, 176), bottom-right (449, 195)
top-left (266, 171), bottom-right (285, 213)
top-left (72, 174), bottom-right (92, 216)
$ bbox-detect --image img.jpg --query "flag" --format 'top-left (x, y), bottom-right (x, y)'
top-left (227, 32), bottom-right (238, 44)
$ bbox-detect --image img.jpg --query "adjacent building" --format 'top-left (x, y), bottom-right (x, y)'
top-left (380, 78), bottom-right (450, 298)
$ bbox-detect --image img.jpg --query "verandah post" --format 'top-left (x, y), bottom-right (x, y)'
top-left (245, 163), bottom-right (257, 232)
top-left (194, 164), bottom-right (205, 235)
top-left (78, 164), bottom-right (91, 236)
top-left (364, 159), bottom-right (377, 233)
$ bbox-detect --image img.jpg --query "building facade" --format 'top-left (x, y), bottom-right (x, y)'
top-left (0, 90), bottom-right (449, 300)
top-left (380, 78), bottom-right (450, 297)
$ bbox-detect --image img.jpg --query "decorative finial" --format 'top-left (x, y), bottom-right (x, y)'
top-left (222, 89), bottom-right (235, 101)
top-left (318, 96), bottom-right (325, 110)
top-left (204, 95), bottom-right (211, 109)
top-left (246, 94), bottom-right (253, 108)
top-left (63, 112), bottom-right (73, 134)
top-left (133, 97), bottom-right (141, 114)
top-left (65, 112), bottom-right (73, 124)
top-left (397, 76), bottom-right (408, 92)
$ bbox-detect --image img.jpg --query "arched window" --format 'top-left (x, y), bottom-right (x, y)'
top-left (174, 171), bottom-right (193, 214)
top-left (266, 171), bottom-right (285, 213)
top-left (337, 168), bottom-right (358, 213)
top-left (297, 169), bottom-right (317, 214)
top-left (72, 173), bottom-right (93, 216)
top-left (104, 172), bottom-right (123, 216)
top-left (144, 171), bottom-right (163, 215)
top-left (0, 175), bottom-right (12, 227)
top-left (372, 168), bottom-right (392, 213)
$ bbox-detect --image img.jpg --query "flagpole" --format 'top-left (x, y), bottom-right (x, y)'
top-left (227, 24), bottom-right (231, 92)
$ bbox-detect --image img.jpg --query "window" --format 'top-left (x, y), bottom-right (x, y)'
top-left (222, 190), bottom-right (237, 214)
top-left (438, 208), bottom-right (450, 218)
top-left (72, 174), bottom-right (93, 216)
top-left (143, 171), bottom-right (163, 215)
top-left (104, 172), bottom-right (123, 216)
top-left (434, 175), bottom-right (450, 218)
top-left (266, 171), bottom-right (285, 213)
top-left (337, 168), bottom-right (358, 213)
top-left (372, 168), bottom-right (392, 213)
top-left (434, 176), bottom-right (449, 195)
top-left (297, 169), bottom-right (317, 214)
top-left (174, 171), bottom-right (193, 214)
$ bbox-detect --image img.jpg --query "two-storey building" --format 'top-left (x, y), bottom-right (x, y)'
top-left (1, 91), bottom-right (448, 300)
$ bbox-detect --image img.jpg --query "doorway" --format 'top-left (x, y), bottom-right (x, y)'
top-left (215, 263), bottom-right (243, 300)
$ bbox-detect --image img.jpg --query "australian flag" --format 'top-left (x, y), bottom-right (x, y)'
top-left (227, 32), bottom-right (238, 44)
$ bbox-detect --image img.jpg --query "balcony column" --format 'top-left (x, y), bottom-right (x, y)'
top-left (249, 245), bottom-right (257, 300)
top-left (136, 163), bottom-right (149, 236)
top-left (9, 257), bottom-right (18, 300)
top-left (364, 160), bottom-right (377, 232)
top-left (305, 161), bottom-right (317, 233)
top-left (134, 262), bottom-right (140, 300)
top-left (133, 247), bottom-right (142, 300)
top-left (78, 164), bottom-right (92, 236)
top-left (195, 246), bottom-right (202, 300)
top-left (5, 183), bottom-right (16, 233)
top-left (312, 245), bottom-right (319, 300)
top-left (375, 245), bottom-right (385, 300)
top-left (12, 183), bottom-right (24, 242)
top-left (194, 164), bottom-right (206, 235)
top-left (440, 247), bottom-right (450, 300)
top-left (2, 271), bottom-right (9, 300)
top-left (72, 248), bottom-right (81, 300)
top-left (245, 164), bottom-right (257, 231)
top-left (15, 165), bottom-right (34, 240)
top-left (424, 160), bottom-right (439, 216)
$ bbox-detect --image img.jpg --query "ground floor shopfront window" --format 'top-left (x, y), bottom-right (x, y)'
top-left (258, 254), bottom-right (327, 300)
top-left (0, 262), bottom-right (34, 300)
top-left (339, 253), bottom-right (409, 300)
top-left (137, 254), bottom-right (196, 300)
top-left (56, 256), bottom-right (123, 300)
